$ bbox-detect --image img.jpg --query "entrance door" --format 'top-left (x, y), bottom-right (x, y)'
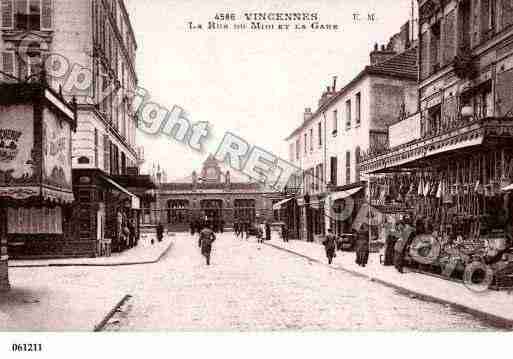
top-left (201, 199), bottom-right (223, 221)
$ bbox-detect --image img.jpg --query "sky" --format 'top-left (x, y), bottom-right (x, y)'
top-left (125, 0), bottom-right (416, 180)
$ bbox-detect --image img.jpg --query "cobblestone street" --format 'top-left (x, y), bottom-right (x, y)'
top-left (104, 234), bottom-right (498, 331)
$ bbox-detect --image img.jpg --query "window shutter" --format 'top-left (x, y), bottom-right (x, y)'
top-left (503, 0), bottom-right (513, 29)
top-left (1, 0), bottom-right (12, 29)
top-left (442, 10), bottom-right (456, 65)
top-left (496, 68), bottom-right (513, 116)
top-left (420, 32), bottom-right (429, 80)
top-left (103, 135), bottom-right (110, 173)
top-left (41, 0), bottom-right (52, 30)
top-left (2, 51), bottom-right (15, 82)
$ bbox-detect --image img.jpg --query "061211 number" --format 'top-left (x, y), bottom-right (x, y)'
top-left (11, 343), bottom-right (43, 352)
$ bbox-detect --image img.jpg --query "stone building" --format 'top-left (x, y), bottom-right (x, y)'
top-left (0, 0), bottom-right (153, 257)
top-left (148, 155), bottom-right (281, 232)
top-left (281, 21), bottom-right (418, 241)
top-left (360, 0), bottom-right (513, 288)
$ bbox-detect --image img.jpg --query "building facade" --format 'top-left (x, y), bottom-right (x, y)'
top-left (0, 0), bottom-right (152, 258)
top-left (150, 156), bottom-right (281, 232)
top-left (283, 22), bottom-right (418, 242)
top-left (361, 0), bottom-right (513, 288)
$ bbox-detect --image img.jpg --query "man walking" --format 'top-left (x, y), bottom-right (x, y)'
top-left (265, 221), bottom-right (271, 241)
top-left (198, 224), bottom-right (216, 265)
top-left (156, 223), bottom-right (164, 243)
top-left (322, 228), bottom-right (337, 264)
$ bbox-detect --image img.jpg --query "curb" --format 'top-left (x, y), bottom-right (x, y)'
top-left (93, 294), bottom-right (132, 332)
top-left (8, 240), bottom-right (173, 268)
top-left (264, 241), bottom-right (513, 330)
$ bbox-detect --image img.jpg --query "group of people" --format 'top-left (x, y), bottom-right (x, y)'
top-left (322, 224), bottom-right (370, 266)
top-left (190, 219), bottom-right (225, 235)
top-left (257, 221), bottom-right (272, 243)
top-left (233, 221), bottom-right (251, 239)
top-left (114, 211), bottom-right (137, 253)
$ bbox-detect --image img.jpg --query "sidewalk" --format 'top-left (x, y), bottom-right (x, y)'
top-left (9, 233), bottom-right (175, 268)
top-left (266, 235), bottom-right (513, 328)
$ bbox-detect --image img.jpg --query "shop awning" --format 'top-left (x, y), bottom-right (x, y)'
top-left (329, 187), bottom-right (363, 202)
top-left (273, 197), bottom-right (294, 210)
top-left (102, 176), bottom-right (140, 209)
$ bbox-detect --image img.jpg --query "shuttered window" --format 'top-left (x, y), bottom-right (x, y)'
top-left (2, 51), bottom-right (15, 82)
top-left (330, 157), bottom-right (337, 186)
top-left (1, 0), bottom-right (13, 28)
top-left (41, 0), bottom-right (51, 29)
top-left (503, 0), bottom-right (513, 29)
top-left (103, 135), bottom-right (110, 173)
top-left (420, 31), bottom-right (429, 80)
top-left (355, 147), bottom-right (361, 182)
top-left (443, 10), bottom-right (456, 65)
top-left (496, 68), bottom-right (513, 117)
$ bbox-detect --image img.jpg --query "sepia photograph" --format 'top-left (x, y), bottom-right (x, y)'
top-left (1, 0), bottom-right (513, 355)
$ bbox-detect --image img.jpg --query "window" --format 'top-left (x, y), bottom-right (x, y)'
top-left (355, 146), bottom-right (361, 182)
top-left (332, 109), bottom-right (338, 134)
top-left (481, 0), bottom-right (496, 39)
top-left (289, 143), bottom-right (294, 162)
top-left (7, 0), bottom-right (52, 31)
top-left (330, 156), bottom-right (338, 186)
top-left (319, 163), bottom-right (324, 191)
top-left (94, 128), bottom-right (99, 168)
top-left (304, 133), bottom-right (307, 154)
top-left (430, 22), bottom-right (441, 73)
top-left (1, 51), bottom-right (15, 82)
top-left (309, 128), bottom-right (313, 151)
top-left (345, 151), bottom-right (351, 184)
top-left (346, 99), bottom-right (352, 128)
top-left (296, 139), bottom-right (300, 160)
top-left (318, 122), bottom-right (322, 147)
top-left (355, 93), bottom-right (361, 125)
top-left (104, 135), bottom-right (110, 173)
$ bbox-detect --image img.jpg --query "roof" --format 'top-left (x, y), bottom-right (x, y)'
top-left (285, 47), bottom-right (418, 141)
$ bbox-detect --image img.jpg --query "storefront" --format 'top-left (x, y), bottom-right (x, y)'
top-left (0, 83), bottom-right (76, 269)
top-left (362, 118), bottom-right (513, 288)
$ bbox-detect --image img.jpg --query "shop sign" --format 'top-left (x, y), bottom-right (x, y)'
top-left (43, 108), bottom-right (72, 189)
top-left (0, 105), bottom-right (35, 183)
top-left (389, 113), bottom-right (421, 148)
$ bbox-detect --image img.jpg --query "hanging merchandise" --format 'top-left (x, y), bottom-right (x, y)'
top-left (436, 179), bottom-right (443, 199)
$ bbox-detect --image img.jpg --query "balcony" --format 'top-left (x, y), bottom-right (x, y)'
top-left (361, 130), bottom-right (389, 162)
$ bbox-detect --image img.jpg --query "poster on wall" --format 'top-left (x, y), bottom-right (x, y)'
top-left (0, 105), bottom-right (35, 184)
top-left (43, 108), bottom-right (72, 190)
top-left (7, 207), bottom-right (63, 234)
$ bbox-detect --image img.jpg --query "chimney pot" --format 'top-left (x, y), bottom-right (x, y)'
top-left (374, 43), bottom-right (378, 51)
top-left (381, 44), bottom-right (386, 51)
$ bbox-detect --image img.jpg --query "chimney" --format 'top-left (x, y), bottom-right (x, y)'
top-left (304, 107), bottom-right (312, 122)
top-left (370, 43), bottom-right (397, 65)
top-left (332, 76), bottom-right (337, 92)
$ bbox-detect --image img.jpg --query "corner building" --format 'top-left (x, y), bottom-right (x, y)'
top-left (0, 0), bottom-right (153, 258)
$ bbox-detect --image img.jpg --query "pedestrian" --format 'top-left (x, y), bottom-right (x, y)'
top-left (265, 221), bottom-right (271, 241)
top-left (128, 222), bottom-right (136, 248)
top-left (190, 221), bottom-right (195, 235)
top-left (220, 219), bottom-right (225, 233)
top-left (281, 224), bottom-right (288, 242)
top-left (322, 228), bottom-right (337, 264)
top-left (198, 224), bottom-right (216, 265)
top-left (156, 222), bottom-right (164, 243)
top-left (355, 224), bottom-right (370, 267)
top-left (258, 222), bottom-right (265, 243)
top-left (234, 221), bottom-right (239, 238)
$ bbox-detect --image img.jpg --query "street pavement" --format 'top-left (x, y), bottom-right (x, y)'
top-left (104, 233), bottom-right (497, 331)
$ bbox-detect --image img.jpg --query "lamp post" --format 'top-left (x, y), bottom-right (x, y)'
top-left (305, 192), bottom-right (314, 242)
